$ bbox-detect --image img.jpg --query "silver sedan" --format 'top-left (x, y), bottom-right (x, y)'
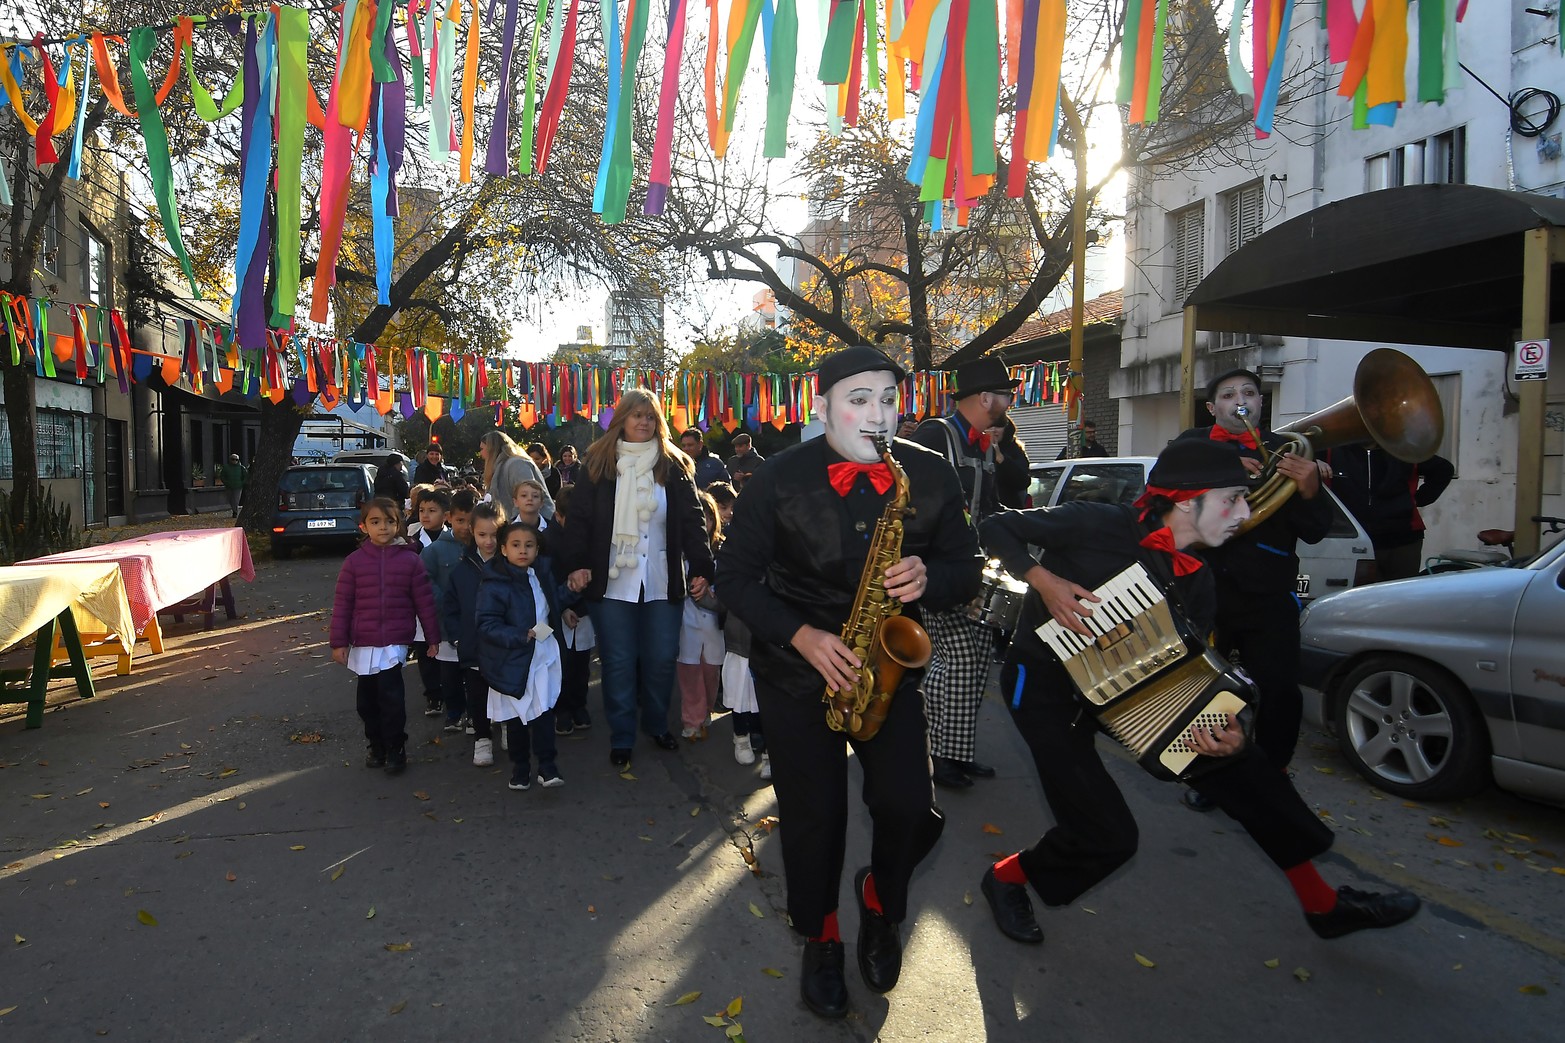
top-left (1297, 538), bottom-right (1565, 804)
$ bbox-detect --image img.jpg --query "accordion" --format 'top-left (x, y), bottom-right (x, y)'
top-left (1034, 563), bottom-right (1253, 782)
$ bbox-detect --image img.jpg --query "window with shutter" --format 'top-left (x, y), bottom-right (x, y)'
top-left (1172, 204), bottom-right (1205, 305)
top-left (1224, 183), bottom-right (1264, 256)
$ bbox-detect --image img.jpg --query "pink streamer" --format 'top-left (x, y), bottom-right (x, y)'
top-left (310, 16), bottom-right (357, 322)
top-left (1251, 0), bottom-right (1271, 139)
top-left (645, 0), bottom-right (688, 214)
top-left (1326, 0), bottom-right (1357, 64)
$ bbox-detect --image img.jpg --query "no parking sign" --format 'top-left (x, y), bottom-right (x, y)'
top-left (1515, 339), bottom-right (1550, 381)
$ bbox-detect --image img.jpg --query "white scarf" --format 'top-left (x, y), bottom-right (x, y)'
top-left (609, 438), bottom-right (660, 579)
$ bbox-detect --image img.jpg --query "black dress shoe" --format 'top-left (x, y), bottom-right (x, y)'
top-left (383, 746), bottom-right (407, 777)
top-left (981, 867), bottom-right (1043, 944)
top-left (1306, 886), bottom-right (1421, 939)
top-left (609, 749), bottom-right (632, 770)
top-left (951, 759), bottom-right (996, 778)
top-left (853, 867), bottom-right (903, 992)
top-left (931, 757), bottom-right (974, 790)
top-left (800, 939), bottom-right (849, 1019)
top-left (364, 744), bottom-right (386, 769)
top-left (651, 732), bottom-right (679, 751)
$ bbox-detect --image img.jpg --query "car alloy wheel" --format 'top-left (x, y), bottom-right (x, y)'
top-left (1332, 654), bottom-right (1489, 800)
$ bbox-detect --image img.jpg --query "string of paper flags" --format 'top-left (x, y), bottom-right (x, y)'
top-left (0, 291), bottom-right (1081, 430)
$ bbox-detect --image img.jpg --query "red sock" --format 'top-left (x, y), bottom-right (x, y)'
top-left (811, 910), bottom-right (841, 943)
top-left (861, 871), bottom-right (883, 915)
top-left (993, 853), bottom-right (1028, 886)
top-left (1285, 862), bottom-right (1339, 914)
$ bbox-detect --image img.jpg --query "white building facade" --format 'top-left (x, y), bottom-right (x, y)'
top-left (1119, 5), bottom-right (1565, 556)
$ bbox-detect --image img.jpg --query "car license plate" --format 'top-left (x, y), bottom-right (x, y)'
top-left (307, 519), bottom-right (336, 530)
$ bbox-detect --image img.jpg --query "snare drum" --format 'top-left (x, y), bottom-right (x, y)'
top-left (973, 564), bottom-right (1028, 634)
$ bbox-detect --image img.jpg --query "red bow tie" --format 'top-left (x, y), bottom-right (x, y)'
top-left (828, 461), bottom-right (894, 497)
top-left (967, 426), bottom-right (992, 453)
top-left (1139, 527), bottom-right (1204, 576)
top-left (1208, 425), bottom-right (1258, 450)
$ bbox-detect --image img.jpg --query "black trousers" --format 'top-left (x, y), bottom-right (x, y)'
top-left (1215, 591), bottom-right (1304, 770)
top-left (463, 668), bottom-right (491, 741)
top-left (559, 645), bottom-right (593, 724)
top-left (755, 667), bottom-right (944, 936)
top-left (356, 666), bottom-right (407, 752)
top-left (1000, 656), bottom-right (1333, 908)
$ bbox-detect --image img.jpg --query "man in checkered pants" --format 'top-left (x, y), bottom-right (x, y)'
top-left (910, 357), bottom-right (1020, 789)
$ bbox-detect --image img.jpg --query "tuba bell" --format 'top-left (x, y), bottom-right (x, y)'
top-left (1236, 348), bottom-right (1445, 533)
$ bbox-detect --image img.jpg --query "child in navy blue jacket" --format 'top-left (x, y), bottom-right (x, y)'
top-left (476, 522), bottom-right (566, 790)
top-left (447, 500), bottom-right (506, 768)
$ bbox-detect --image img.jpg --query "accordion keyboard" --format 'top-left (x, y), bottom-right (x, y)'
top-left (1033, 563), bottom-right (1188, 706)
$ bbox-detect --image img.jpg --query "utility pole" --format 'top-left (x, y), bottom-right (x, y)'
top-left (1059, 91), bottom-right (1090, 461)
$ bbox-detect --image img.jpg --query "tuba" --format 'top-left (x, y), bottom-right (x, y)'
top-left (1236, 348), bottom-right (1445, 533)
top-left (823, 437), bottom-right (933, 741)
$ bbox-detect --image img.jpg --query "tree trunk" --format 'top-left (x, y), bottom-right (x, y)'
top-left (237, 399), bottom-right (309, 532)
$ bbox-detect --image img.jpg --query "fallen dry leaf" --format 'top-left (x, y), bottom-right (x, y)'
top-left (761, 967), bottom-right (784, 978)
top-left (413, 791), bottom-right (431, 801)
top-left (331, 865), bottom-right (345, 882)
top-left (670, 991), bottom-right (702, 1006)
top-left (13, 934), bottom-right (24, 945)
top-left (587, 905), bottom-right (597, 915)
top-left (218, 768), bottom-right (238, 778)
top-left (1435, 836), bottom-right (1464, 848)
top-left (1551, 867), bottom-right (1565, 876)
top-left (725, 996), bottom-right (743, 1017)
top-left (1293, 967), bottom-right (1312, 982)
top-left (981, 823), bottom-right (1004, 835)
top-left (98, 802), bottom-right (110, 809)
top-left (225, 871), bottom-right (237, 883)
top-left (1133, 953), bottom-right (1156, 969)
top-left (748, 902), bottom-right (766, 919)
top-left (1263, 958), bottom-right (1280, 969)
top-left (76, 788), bottom-right (93, 796)
top-left (1519, 984), bottom-right (1547, 996)
top-left (384, 941), bottom-right (414, 952)
top-left (620, 772), bottom-right (637, 781)
top-left (136, 910), bottom-right (158, 926)
top-left (389, 1000), bottom-right (407, 1014)
top-left (963, 891), bottom-right (973, 906)
top-left (289, 845), bottom-right (306, 852)
top-left (690, 806), bottom-right (701, 817)
top-left (29, 793), bottom-right (50, 800)
top-left (0, 1006), bottom-right (15, 1017)
top-left (1313, 766), bottom-right (1334, 774)
top-left (702, 1015), bottom-right (728, 1027)
top-left (756, 816), bottom-right (779, 833)
top-left (366, 907), bottom-right (376, 919)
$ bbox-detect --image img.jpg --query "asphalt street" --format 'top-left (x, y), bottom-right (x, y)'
top-left (2, 551), bottom-right (1563, 1041)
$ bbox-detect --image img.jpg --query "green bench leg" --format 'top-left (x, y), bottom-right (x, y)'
top-left (20, 612), bottom-right (95, 730)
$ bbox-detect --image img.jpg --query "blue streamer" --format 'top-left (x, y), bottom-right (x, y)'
top-left (593, 0), bottom-right (622, 215)
top-left (759, 0), bottom-right (774, 64)
top-left (906, 39), bottom-right (947, 187)
top-left (371, 91), bottom-right (392, 304)
top-left (1254, 0), bottom-right (1294, 134)
top-left (67, 37), bottom-right (91, 180)
top-left (232, 17), bottom-right (276, 339)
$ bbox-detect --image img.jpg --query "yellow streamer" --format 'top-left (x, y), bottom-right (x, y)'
top-left (1366, 0), bottom-right (1408, 107)
top-left (891, 0), bottom-right (940, 62)
top-left (1023, 0), bottom-right (1066, 162)
top-left (0, 46), bottom-right (41, 135)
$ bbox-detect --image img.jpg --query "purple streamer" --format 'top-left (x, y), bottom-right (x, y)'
top-left (484, 0), bottom-right (521, 176)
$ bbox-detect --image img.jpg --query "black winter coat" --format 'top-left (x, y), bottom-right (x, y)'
top-left (558, 461), bottom-right (715, 603)
top-left (475, 556), bottom-right (565, 697)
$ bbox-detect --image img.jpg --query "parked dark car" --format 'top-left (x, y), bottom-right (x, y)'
top-left (269, 464), bottom-right (374, 558)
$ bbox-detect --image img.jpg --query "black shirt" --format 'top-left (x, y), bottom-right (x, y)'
top-left (910, 414), bottom-right (1002, 521)
top-left (717, 437), bottom-right (982, 694)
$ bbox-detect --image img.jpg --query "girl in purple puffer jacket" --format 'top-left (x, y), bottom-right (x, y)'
top-left (331, 497), bottom-right (441, 776)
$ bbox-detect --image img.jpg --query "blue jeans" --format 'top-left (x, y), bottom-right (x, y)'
top-left (592, 597), bottom-right (682, 749)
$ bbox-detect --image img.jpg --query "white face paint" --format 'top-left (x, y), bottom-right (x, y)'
top-left (822, 371), bottom-right (899, 464)
top-left (1206, 376), bottom-right (1263, 435)
top-left (1184, 486), bottom-right (1252, 548)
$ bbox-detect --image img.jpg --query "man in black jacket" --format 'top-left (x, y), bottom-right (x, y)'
top-left (909, 356), bottom-right (1019, 789)
top-left (1175, 368), bottom-right (1331, 803)
top-left (412, 442), bottom-right (454, 486)
top-left (1324, 445), bottom-right (1454, 580)
top-left (718, 345), bottom-right (981, 1021)
top-left (975, 438), bottom-right (1420, 948)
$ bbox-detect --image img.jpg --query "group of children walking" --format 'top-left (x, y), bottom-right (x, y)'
top-left (329, 475), bottom-right (768, 789)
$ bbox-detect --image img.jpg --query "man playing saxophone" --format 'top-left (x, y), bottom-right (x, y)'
top-left (717, 345), bottom-right (982, 1020)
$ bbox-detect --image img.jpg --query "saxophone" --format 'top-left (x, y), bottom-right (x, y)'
top-left (824, 436), bottom-right (933, 741)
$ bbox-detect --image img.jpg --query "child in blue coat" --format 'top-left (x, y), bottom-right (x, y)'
top-left (446, 500), bottom-right (506, 767)
top-left (476, 522), bottom-right (565, 790)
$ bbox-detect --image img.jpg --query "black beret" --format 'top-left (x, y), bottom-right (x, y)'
top-left (1148, 438), bottom-right (1254, 491)
top-left (816, 345), bottom-right (906, 395)
top-left (1205, 367), bottom-right (1263, 403)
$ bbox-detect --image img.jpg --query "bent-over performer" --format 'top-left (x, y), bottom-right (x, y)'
top-left (717, 345), bottom-right (982, 1019)
top-left (975, 438), bottom-right (1421, 946)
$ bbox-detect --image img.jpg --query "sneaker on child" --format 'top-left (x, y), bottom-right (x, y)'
top-left (537, 767), bottom-right (565, 788)
top-left (424, 699), bottom-right (443, 718)
top-left (508, 769), bottom-right (531, 791)
top-left (555, 718), bottom-right (576, 736)
top-left (733, 735), bottom-right (756, 766)
top-left (473, 738), bottom-right (494, 767)
top-left (442, 718), bottom-right (464, 733)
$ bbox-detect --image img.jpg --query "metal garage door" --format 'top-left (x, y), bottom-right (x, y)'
top-left (1009, 403), bottom-right (1070, 465)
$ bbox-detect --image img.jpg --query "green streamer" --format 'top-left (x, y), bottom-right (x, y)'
top-left (128, 27), bottom-right (197, 296)
top-left (819, 0), bottom-right (857, 85)
top-left (864, 0), bottom-right (880, 91)
top-left (1117, 0), bottom-right (1144, 105)
top-left (409, 7), bottom-right (426, 109)
top-left (724, 0), bottom-right (764, 133)
top-left (1352, 77), bottom-right (1369, 131)
top-left (183, 39), bottom-right (244, 121)
top-left (764, 0), bottom-right (798, 159)
top-left (517, 0), bottom-right (551, 176)
top-left (370, 0), bottom-right (397, 82)
top-left (273, 6), bottom-right (310, 322)
top-left (1144, 0), bottom-right (1168, 123)
top-left (601, 0), bottom-right (651, 224)
top-left (1417, 0), bottom-right (1445, 103)
top-left (964, 0), bottom-right (998, 176)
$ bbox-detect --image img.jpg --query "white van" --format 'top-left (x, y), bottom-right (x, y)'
top-left (1027, 456), bottom-right (1376, 602)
